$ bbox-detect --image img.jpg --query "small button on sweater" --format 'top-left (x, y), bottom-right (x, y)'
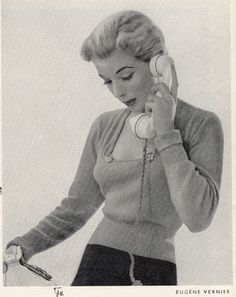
top-left (7, 99), bottom-right (224, 264)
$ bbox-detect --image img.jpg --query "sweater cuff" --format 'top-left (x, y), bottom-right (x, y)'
top-left (6, 236), bottom-right (36, 262)
top-left (154, 130), bottom-right (189, 166)
top-left (154, 130), bottom-right (182, 151)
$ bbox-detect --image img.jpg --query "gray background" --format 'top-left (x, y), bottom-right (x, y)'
top-left (2, 0), bottom-right (232, 285)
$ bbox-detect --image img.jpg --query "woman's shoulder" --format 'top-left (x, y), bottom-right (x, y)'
top-left (98, 108), bottom-right (128, 122)
top-left (93, 108), bottom-right (128, 129)
top-left (175, 98), bottom-right (223, 140)
top-left (89, 108), bottom-right (129, 138)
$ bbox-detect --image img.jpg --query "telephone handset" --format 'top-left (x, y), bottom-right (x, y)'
top-left (129, 54), bottom-right (177, 139)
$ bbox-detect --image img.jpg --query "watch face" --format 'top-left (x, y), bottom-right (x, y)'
top-left (4, 246), bottom-right (22, 264)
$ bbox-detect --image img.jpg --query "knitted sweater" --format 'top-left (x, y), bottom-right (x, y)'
top-left (7, 99), bottom-right (224, 264)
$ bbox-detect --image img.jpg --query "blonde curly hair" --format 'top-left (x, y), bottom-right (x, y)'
top-left (80, 10), bottom-right (166, 62)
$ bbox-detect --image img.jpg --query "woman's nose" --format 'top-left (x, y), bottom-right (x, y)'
top-left (112, 82), bottom-right (126, 99)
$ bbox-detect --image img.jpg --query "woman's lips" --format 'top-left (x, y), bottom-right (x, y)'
top-left (125, 98), bottom-right (136, 106)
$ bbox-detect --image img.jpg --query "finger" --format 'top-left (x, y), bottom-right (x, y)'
top-left (147, 92), bottom-right (162, 103)
top-left (145, 102), bottom-right (153, 114)
top-left (161, 66), bottom-right (172, 91)
top-left (151, 94), bottom-right (163, 102)
top-left (156, 82), bottom-right (170, 97)
top-left (170, 64), bottom-right (178, 101)
top-left (147, 94), bottom-right (154, 102)
top-left (149, 84), bottom-right (159, 96)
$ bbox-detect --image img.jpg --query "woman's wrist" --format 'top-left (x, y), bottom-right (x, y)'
top-left (4, 245), bottom-right (23, 264)
top-left (3, 245), bottom-right (23, 273)
top-left (154, 129), bottom-right (182, 152)
top-left (154, 123), bottom-right (175, 136)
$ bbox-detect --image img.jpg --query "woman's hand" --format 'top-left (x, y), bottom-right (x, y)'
top-left (145, 64), bottom-right (178, 135)
top-left (145, 82), bottom-right (176, 135)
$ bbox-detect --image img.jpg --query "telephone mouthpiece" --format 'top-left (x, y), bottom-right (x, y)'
top-left (129, 113), bottom-right (156, 139)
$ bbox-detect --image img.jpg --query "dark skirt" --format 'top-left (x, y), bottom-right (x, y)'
top-left (71, 244), bottom-right (177, 286)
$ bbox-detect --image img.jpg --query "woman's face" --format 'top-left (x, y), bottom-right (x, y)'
top-left (92, 49), bottom-right (155, 113)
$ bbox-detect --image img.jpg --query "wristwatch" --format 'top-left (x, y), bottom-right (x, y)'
top-left (4, 245), bottom-right (22, 266)
top-left (3, 245), bottom-right (52, 281)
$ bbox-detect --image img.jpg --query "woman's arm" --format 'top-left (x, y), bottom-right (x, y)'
top-left (6, 116), bottom-right (105, 261)
top-left (154, 113), bottom-right (224, 233)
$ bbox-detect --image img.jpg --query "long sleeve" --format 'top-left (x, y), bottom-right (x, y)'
top-left (154, 113), bottom-right (224, 233)
top-left (6, 116), bottom-right (105, 261)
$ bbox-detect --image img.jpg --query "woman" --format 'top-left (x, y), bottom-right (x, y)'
top-left (4, 10), bottom-right (223, 286)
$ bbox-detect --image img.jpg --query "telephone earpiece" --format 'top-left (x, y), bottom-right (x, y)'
top-left (129, 54), bottom-right (177, 139)
top-left (149, 54), bottom-right (174, 92)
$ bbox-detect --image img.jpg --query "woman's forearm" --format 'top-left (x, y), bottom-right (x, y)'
top-left (154, 113), bottom-right (224, 232)
top-left (6, 115), bottom-right (105, 261)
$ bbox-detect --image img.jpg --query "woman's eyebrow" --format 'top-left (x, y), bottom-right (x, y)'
top-left (98, 66), bottom-right (134, 79)
top-left (116, 66), bottom-right (134, 74)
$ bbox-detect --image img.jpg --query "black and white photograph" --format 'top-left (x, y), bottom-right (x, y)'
top-left (1, 0), bottom-right (234, 296)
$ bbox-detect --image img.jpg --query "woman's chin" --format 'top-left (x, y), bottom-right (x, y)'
top-left (128, 105), bottom-right (145, 114)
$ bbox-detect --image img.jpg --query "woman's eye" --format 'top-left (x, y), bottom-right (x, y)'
top-left (122, 73), bottom-right (134, 81)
